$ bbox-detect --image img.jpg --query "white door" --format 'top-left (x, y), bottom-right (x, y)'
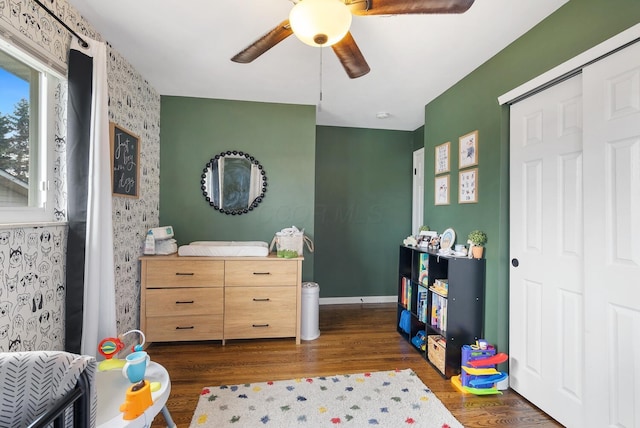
top-left (510, 40), bottom-right (640, 427)
top-left (582, 41), bottom-right (640, 428)
top-left (509, 75), bottom-right (585, 427)
top-left (412, 148), bottom-right (424, 235)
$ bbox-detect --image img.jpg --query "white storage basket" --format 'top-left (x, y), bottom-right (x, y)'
top-left (269, 228), bottom-right (314, 257)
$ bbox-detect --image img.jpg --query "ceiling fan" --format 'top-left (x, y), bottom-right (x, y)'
top-left (231, 0), bottom-right (475, 79)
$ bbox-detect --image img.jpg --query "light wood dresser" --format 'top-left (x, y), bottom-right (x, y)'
top-left (139, 254), bottom-right (303, 345)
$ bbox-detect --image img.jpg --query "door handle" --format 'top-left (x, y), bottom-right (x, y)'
top-left (511, 258), bottom-right (519, 267)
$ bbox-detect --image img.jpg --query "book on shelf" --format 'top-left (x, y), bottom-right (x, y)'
top-left (429, 292), bottom-right (448, 333)
top-left (418, 253), bottom-right (429, 285)
top-left (417, 285), bottom-right (428, 323)
top-left (401, 277), bottom-right (410, 308)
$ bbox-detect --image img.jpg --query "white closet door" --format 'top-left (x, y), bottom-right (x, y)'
top-left (509, 75), bottom-right (585, 427)
top-left (582, 40), bottom-right (640, 428)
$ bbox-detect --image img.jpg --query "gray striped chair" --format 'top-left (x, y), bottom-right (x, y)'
top-left (0, 351), bottom-right (96, 428)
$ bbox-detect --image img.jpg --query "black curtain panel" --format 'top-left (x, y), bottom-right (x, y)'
top-left (64, 48), bottom-right (93, 354)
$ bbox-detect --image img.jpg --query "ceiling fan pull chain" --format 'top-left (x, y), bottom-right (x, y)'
top-left (318, 47), bottom-right (323, 111)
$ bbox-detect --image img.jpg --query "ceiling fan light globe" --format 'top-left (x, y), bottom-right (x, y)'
top-left (289, 0), bottom-right (352, 47)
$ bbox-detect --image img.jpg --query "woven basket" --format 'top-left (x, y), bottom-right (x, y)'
top-left (428, 335), bottom-right (446, 375)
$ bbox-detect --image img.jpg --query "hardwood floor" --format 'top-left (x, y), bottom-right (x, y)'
top-left (147, 303), bottom-right (561, 427)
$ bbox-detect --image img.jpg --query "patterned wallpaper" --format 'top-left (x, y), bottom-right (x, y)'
top-left (0, 0), bottom-right (160, 352)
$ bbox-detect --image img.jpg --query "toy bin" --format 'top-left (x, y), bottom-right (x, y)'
top-left (427, 335), bottom-right (446, 375)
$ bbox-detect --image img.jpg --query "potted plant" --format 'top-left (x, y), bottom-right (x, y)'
top-left (467, 230), bottom-right (487, 259)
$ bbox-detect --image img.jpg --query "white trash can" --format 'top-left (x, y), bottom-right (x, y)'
top-left (301, 282), bottom-right (320, 340)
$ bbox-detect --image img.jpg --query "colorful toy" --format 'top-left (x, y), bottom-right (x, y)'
top-left (468, 352), bottom-right (508, 367)
top-left (119, 380), bottom-right (153, 420)
top-left (461, 366), bottom-right (501, 376)
top-left (98, 336), bottom-right (125, 359)
top-left (468, 373), bottom-right (508, 388)
top-left (411, 330), bottom-right (427, 351)
top-left (98, 329), bottom-right (146, 371)
top-left (451, 340), bottom-right (508, 395)
top-left (451, 376), bottom-right (505, 395)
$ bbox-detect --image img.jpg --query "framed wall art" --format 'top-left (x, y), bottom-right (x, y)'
top-left (435, 175), bottom-right (450, 205)
top-left (435, 141), bottom-right (450, 174)
top-left (459, 168), bottom-right (478, 203)
top-left (110, 122), bottom-right (140, 198)
top-left (459, 130), bottom-right (478, 169)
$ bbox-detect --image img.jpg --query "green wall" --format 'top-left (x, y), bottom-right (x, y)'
top-left (315, 126), bottom-right (414, 297)
top-left (157, 0), bottom-right (640, 337)
top-left (159, 96), bottom-right (317, 280)
top-left (422, 0), bottom-right (640, 353)
top-left (413, 126), bottom-right (424, 152)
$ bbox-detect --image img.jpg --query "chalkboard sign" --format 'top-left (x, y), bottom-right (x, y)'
top-left (109, 122), bottom-right (140, 198)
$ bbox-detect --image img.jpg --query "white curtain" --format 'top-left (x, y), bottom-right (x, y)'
top-left (69, 37), bottom-right (117, 356)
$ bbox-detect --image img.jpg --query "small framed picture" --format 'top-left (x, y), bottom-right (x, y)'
top-left (417, 230), bottom-right (438, 248)
top-left (435, 175), bottom-right (450, 205)
top-left (110, 122), bottom-right (140, 198)
top-left (459, 130), bottom-right (478, 169)
top-left (459, 168), bottom-right (478, 203)
top-left (435, 142), bottom-right (450, 174)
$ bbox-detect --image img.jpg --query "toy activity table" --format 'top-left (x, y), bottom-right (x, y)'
top-left (96, 361), bottom-right (175, 428)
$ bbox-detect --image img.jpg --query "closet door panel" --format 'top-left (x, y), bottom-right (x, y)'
top-left (509, 75), bottom-right (584, 427)
top-left (583, 40), bottom-right (640, 428)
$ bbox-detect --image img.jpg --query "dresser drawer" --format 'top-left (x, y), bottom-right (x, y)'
top-left (145, 260), bottom-right (224, 288)
top-left (146, 288), bottom-right (223, 317)
top-left (224, 286), bottom-right (297, 339)
top-left (145, 314), bottom-right (223, 342)
top-left (225, 260), bottom-right (298, 286)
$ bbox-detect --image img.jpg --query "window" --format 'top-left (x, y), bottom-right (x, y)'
top-left (0, 38), bottom-right (59, 223)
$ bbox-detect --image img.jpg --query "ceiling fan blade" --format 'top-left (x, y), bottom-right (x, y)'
top-left (349, 0), bottom-right (475, 16)
top-left (231, 20), bottom-right (293, 63)
top-left (332, 32), bottom-right (370, 79)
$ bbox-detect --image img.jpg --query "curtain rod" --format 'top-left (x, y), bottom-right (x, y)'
top-left (33, 0), bottom-right (89, 48)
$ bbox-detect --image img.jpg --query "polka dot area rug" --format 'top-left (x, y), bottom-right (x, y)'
top-left (190, 368), bottom-right (462, 427)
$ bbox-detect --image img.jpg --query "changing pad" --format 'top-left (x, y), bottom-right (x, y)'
top-left (178, 241), bottom-right (269, 257)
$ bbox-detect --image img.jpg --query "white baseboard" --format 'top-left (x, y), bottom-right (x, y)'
top-left (318, 296), bottom-right (396, 305)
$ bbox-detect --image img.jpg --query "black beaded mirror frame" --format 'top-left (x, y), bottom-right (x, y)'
top-left (200, 150), bottom-right (267, 215)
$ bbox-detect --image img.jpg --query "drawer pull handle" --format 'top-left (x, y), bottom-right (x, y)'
top-left (176, 326), bottom-right (195, 330)
top-left (253, 298), bottom-right (270, 302)
top-left (253, 272), bottom-right (271, 275)
top-left (252, 324), bottom-right (269, 328)
top-left (175, 272), bottom-right (195, 276)
top-left (176, 300), bottom-right (195, 304)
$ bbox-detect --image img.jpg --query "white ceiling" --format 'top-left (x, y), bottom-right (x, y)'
top-left (67, 0), bottom-right (568, 131)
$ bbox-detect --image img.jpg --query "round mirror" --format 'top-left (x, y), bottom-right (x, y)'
top-left (200, 151), bottom-right (267, 215)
